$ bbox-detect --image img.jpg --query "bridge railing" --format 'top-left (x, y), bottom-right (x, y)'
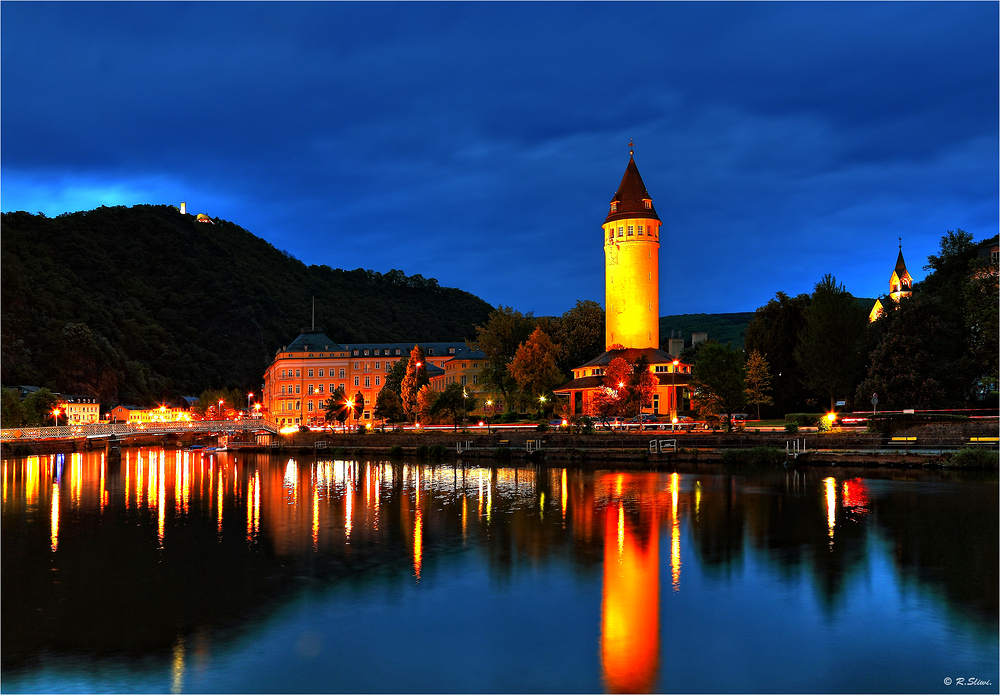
top-left (1, 418), bottom-right (279, 442)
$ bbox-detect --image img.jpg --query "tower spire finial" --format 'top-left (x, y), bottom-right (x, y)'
top-left (629, 138), bottom-right (634, 157)
top-left (898, 236), bottom-right (902, 251)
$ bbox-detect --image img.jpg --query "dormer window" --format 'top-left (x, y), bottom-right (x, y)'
top-left (610, 202), bottom-right (617, 213)
top-left (427, 348), bottom-right (434, 356)
top-left (448, 347), bottom-right (456, 355)
top-left (643, 199), bottom-right (652, 209)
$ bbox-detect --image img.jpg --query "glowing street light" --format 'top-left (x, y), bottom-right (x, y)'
top-left (51, 408), bottom-right (61, 427)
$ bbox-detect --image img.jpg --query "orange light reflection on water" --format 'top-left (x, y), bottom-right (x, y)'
top-left (601, 474), bottom-right (660, 694)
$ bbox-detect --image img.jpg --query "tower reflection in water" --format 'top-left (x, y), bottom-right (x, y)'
top-left (597, 472), bottom-right (678, 694)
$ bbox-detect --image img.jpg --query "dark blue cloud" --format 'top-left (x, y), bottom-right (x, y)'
top-left (3, 2), bottom-right (996, 318)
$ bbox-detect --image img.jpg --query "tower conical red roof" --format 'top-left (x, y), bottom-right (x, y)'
top-left (605, 155), bottom-right (660, 224)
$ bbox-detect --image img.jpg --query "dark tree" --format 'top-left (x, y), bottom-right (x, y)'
top-left (693, 341), bottom-right (746, 432)
top-left (855, 295), bottom-right (971, 409)
top-left (744, 291), bottom-right (811, 415)
top-left (471, 305), bottom-right (535, 410)
top-left (794, 275), bottom-right (868, 410)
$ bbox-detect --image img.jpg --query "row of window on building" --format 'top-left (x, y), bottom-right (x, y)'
top-left (278, 373), bottom-right (383, 396)
top-left (278, 362), bottom-right (395, 380)
top-left (608, 224), bottom-right (658, 241)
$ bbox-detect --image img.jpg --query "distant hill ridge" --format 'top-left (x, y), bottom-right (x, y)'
top-left (1, 205), bottom-right (494, 404)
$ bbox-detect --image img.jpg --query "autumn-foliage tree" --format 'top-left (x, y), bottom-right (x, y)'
top-left (622, 354), bottom-right (657, 418)
top-left (509, 326), bottom-right (563, 398)
top-left (415, 384), bottom-right (437, 423)
top-left (400, 345), bottom-right (429, 420)
top-left (744, 349), bottom-right (773, 420)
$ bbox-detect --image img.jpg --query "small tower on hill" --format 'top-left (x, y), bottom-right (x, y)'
top-left (869, 239), bottom-right (913, 322)
top-left (604, 142), bottom-right (661, 350)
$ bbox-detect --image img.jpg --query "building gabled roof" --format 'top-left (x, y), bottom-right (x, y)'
top-left (284, 329), bottom-right (344, 353)
top-left (605, 156), bottom-right (660, 224)
top-left (578, 347), bottom-right (680, 369)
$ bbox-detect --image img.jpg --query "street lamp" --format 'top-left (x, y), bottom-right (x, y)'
top-left (218, 400), bottom-right (224, 420)
top-left (51, 408), bottom-right (61, 427)
top-left (486, 399), bottom-right (493, 434)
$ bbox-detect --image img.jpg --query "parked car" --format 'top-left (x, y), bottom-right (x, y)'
top-left (627, 414), bottom-right (663, 429)
top-left (548, 419), bottom-right (569, 428)
top-left (673, 416), bottom-right (696, 431)
top-left (598, 416), bottom-right (627, 430)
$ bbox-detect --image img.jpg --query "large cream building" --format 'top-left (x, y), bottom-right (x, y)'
top-left (261, 329), bottom-right (473, 426)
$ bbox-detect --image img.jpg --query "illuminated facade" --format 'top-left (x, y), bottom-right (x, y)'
top-left (869, 243), bottom-right (913, 322)
top-left (557, 148), bottom-right (693, 418)
top-left (260, 328), bottom-right (467, 426)
top-left (56, 395), bottom-right (101, 424)
top-left (429, 347), bottom-right (490, 415)
top-left (108, 404), bottom-right (192, 423)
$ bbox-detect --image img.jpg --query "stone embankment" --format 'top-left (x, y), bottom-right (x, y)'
top-left (257, 419), bottom-right (998, 468)
top-left (5, 421), bottom-right (996, 468)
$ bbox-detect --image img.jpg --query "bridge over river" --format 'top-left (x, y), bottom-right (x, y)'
top-left (1, 419), bottom-right (279, 444)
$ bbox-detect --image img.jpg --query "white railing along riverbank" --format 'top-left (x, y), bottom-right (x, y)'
top-left (1, 418), bottom-right (279, 442)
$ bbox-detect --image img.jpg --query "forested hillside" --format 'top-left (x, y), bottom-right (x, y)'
top-left (1, 205), bottom-right (494, 404)
top-left (659, 312), bottom-right (754, 349)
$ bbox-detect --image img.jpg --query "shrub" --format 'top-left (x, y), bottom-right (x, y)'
top-left (429, 443), bottom-right (449, 459)
top-left (415, 444), bottom-right (429, 458)
top-left (353, 448), bottom-right (364, 457)
top-left (785, 413), bottom-right (817, 427)
top-left (494, 445), bottom-right (512, 460)
top-left (784, 422), bottom-right (799, 433)
top-left (388, 444), bottom-right (404, 457)
top-left (500, 412), bottom-right (519, 423)
top-left (949, 448), bottom-right (999, 468)
top-left (536, 422), bottom-right (549, 432)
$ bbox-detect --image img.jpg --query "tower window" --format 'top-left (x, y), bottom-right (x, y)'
top-left (617, 228), bottom-right (623, 237)
top-left (644, 200), bottom-right (651, 209)
top-left (609, 230), bottom-right (614, 241)
top-left (627, 226), bottom-right (634, 236)
top-left (611, 202), bottom-right (617, 212)
top-left (638, 225), bottom-right (644, 235)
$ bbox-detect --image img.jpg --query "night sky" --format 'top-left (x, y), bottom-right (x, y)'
top-left (3, 2), bottom-right (996, 317)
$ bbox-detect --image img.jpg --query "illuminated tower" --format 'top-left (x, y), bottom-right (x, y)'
top-left (888, 242), bottom-right (913, 303)
top-left (868, 239), bottom-right (913, 322)
top-left (604, 143), bottom-right (661, 349)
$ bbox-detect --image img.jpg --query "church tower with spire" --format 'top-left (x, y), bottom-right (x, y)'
top-left (869, 240), bottom-right (913, 322)
top-left (603, 143), bottom-right (661, 349)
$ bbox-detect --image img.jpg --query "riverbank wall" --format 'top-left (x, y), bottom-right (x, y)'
top-left (5, 420), bottom-right (996, 468)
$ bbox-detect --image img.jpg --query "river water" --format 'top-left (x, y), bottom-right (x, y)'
top-left (1, 448), bottom-right (997, 693)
